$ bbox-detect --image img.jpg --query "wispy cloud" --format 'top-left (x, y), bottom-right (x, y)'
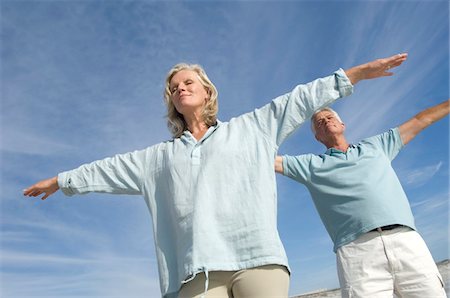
top-left (1, 214), bottom-right (159, 297)
top-left (1, 251), bottom-right (159, 297)
top-left (408, 190), bottom-right (449, 259)
top-left (405, 161), bottom-right (443, 186)
top-left (1, 128), bottom-right (75, 156)
top-left (410, 193), bottom-right (448, 212)
top-left (328, 2), bottom-right (448, 142)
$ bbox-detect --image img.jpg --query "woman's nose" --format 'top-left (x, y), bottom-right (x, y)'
top-left (177, 83), bottom-right (186, 91)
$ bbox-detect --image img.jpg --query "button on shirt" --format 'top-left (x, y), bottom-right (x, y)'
top-left (282, 128), bottom-right (416, 253)
top-left (58, 69), bottom-right (353, 297)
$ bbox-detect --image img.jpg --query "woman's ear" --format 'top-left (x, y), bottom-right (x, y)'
top-left (204, 88), bottom-right (211, 102)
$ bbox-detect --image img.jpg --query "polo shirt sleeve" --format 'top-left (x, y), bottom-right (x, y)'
top-left (251, 69), bottom-right (353, 147)
top-left (281, 154), bottom-right (312, 184)
top-left (57, 147), bottom-right (150, 196)
top-left (362, 128), bottom-right (404, 161)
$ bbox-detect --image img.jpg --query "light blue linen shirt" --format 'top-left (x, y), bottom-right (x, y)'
top-left (58, 69), bottom-right (352, 297)
top-left (282, 128), bottom-right (416, 253)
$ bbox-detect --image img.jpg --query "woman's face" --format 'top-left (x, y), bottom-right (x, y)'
top-left (169, 69), bottom-right (209, 116)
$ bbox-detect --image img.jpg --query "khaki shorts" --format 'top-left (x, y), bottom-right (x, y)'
top-left (178, 264), bottom-right (290, 298)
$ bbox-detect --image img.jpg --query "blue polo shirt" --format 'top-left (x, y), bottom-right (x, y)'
top-left (58, 69), bottom-right (353, 297)
top-left (282, 128), bottom-right (416, 252)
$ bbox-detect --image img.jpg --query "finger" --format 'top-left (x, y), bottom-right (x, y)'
top-left (30, 190), bottom-right (43, 197)
top-left (41, 194), bottom-right (49, 200)
top-left (391, 53), bottom-right (408, 61)
top-left (391, 57), bottom-right (405, 65)
top-left (24, 186), bottom-right (40, 196)
top-left (23, 187), bottom-right (34, 195)
top-left (390, 58), bottom-right (407, 68)
top-left (24, 189), bottom-right (35, 196)
top-left (389, 53), bottom-right (408, 65)
top-left (383, 54), bottom-right (408, 72)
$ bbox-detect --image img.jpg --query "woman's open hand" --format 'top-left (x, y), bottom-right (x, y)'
top-left (23, 176), bottom-right (60, 200)
top-left (345, 53), bottom-right (408, 85)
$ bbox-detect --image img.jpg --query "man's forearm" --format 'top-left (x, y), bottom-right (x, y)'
top-left (275, 156), bottom-right (284, 174)
top-left (399, 99), bottom-right (449, 145)
top-left (414, 99), bottom-right (450, 126)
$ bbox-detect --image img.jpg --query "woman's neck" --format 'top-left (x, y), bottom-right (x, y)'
top-left (184, 113), bottom-right (208, 141)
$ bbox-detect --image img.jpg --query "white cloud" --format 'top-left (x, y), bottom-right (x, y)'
top-left (1, 128), bottom-right (75, 156)
top-left (405, 161), bottom-right (443, 186)
top-left (410, 191), bottom-right (448, 211)
top-left (1, 251), bottom-right (160, 297)
top-left (1, 215), bottom-right (160, 297)
top-left (408, 191), bottom-right (449, 261)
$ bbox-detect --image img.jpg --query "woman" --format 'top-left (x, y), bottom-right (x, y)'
top-left (24, 53), bottom-right (407, 298)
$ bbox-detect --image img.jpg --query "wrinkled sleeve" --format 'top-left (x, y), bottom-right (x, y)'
top-left (252, 69), bottom-right (353, 147)
top-left (57, 148), bottom-right (149, 196)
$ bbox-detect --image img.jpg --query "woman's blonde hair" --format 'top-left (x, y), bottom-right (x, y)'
top-left (164, 63), bottom-right (218, 138)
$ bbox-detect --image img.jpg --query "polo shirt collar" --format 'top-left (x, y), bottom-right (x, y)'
top-left (325, 144), bottom-right (356, 155)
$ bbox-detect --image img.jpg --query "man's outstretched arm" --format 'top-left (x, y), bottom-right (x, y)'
top-left (399, 99), bottom-right (450, 145)
top-left (275, 156), bottom-right (284, 174)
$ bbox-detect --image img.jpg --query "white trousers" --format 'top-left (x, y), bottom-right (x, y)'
top-left (336, 227), bottom-right (446, 298)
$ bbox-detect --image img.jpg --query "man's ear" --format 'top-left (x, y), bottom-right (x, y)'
top-left (314, 133), bottom-right (321, 142)
top-left (315, 134), bottom-right (328, 148)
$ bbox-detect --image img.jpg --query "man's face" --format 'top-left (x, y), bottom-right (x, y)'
top-left (313, 110), bottom-right (345, 141)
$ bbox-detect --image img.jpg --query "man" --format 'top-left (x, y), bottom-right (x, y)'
top-left (275, 99), bottom-right (449, 297)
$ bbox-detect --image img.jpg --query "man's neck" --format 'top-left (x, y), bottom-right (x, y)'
top-left (324, 136), bottom-right (350, 152)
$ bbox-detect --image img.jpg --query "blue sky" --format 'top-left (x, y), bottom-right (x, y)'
top-left (1, 0), bottom-right (448, 297)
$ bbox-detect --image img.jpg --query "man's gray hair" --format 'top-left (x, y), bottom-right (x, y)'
top-left (310, 107), bottom-right (343, 134)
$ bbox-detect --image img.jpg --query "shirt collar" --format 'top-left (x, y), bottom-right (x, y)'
top-left (325, 144), bottom-right (355, 155)
top-left (181, 120), bottom-right (221, 144)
